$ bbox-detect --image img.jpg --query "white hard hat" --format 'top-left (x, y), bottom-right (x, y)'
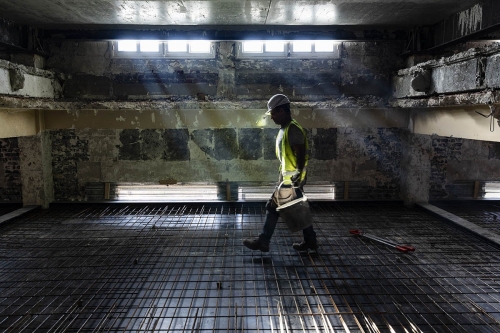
top-left (265, 94), bottom-right (290, 115)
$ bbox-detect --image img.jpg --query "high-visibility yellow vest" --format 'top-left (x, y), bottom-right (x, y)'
top-left (276, 119), bottom-right (309, 185)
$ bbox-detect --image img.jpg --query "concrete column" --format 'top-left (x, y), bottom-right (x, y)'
top-left (400, 130), bottom-right (432, 206)
top-left (18, 132), bottom-right (54, 208)
top-left (216, 42), bottom-right (236, 99)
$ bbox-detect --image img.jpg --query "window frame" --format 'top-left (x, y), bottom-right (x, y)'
top-left (236, 40), bottom-right (341, 59)
top-left (112, 40), bottom-right (215, 59)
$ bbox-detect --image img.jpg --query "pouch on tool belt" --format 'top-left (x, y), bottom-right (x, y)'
top-left (272, 185), bottom-right (297, 206)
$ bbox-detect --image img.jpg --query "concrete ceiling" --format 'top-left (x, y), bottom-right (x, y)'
top-left (0, 0), bottom-right (482, 28)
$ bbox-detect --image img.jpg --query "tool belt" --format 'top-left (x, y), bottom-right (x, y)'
top-left (272, 184), bottom-right (297, 207)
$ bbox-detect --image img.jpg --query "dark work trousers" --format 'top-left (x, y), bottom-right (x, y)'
top-left (258, 188), bottom-right (317, 245)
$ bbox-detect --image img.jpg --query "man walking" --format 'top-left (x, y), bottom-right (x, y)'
top-left (243, 94), bottom-right (318, 253)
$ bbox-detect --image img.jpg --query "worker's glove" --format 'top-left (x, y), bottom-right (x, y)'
top-left (290, 170), bottom-right (301, 186)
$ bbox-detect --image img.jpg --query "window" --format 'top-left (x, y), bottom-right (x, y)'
top-left (292, 40), bottom-right (312, 53)
top-left (117, 40), bottom-right (137, 52)
top-left (237, 40), bottom-right (340, 59)
top-left (265, 41), bottom-right (286, 53)
top-left (190, 41), bottom-right (211, 53)
top-left (140, 40), bottom-right (160, 53)
top-left (113, 40), bottom-right (215, 59)
top-left (167, 40), bottom-right (188, 53)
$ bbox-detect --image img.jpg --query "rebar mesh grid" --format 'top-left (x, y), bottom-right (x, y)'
top-left (432, 200), bottom-right (500, 235)
top-left (1, 202), bottom-right (500, 332)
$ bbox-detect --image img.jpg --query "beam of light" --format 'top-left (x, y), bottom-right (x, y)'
top-left (484, 182), bottom-right (500, 198)
top-left (238, 184), bottom-right (336, 200)
top-left (115, 184), bottom-right (219, 201)
top-left (166, 1), bottom-right (212, 24)
top-left (290, 3), bottom-right (336, 24)
top-left (256, 116), bottom-right (268, 127)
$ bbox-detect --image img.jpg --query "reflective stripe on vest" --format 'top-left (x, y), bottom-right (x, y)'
top-left (276, 119), bottom-right (309, 185)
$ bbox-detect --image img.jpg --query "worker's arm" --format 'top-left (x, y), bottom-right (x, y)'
top-left (292, 143), bottom-right (306, 171)
top-left (290, 143), bottom-right (306, 186)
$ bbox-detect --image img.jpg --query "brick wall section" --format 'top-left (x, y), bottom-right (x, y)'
top-left (49, 128), bottom-right (500, 201)
top-left (430, 137), bottom-right (463, 199)
top-left (48, 126), bottom-right (409, 201)
top-left (0, 138), bottom-right (22, 202)
top-left (364, 128), bottom-right (403, 199)
top-left (47, 41), bottom-right (405, 101)
top-left (51, 129), bottom-right (89, 201)
top-left (118, 129), bottom-right (191, 161)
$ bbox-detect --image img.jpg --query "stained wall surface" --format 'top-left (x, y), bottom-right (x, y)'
top-left (48, 126), bottom-right (407, 201)
top-left (0, 137), bottom-right (22, 201)
top-left (2, 38), bottom-right (500, 203)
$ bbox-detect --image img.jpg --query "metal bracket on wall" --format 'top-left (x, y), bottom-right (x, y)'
top-left (475, 105), bottom-right (500, 132)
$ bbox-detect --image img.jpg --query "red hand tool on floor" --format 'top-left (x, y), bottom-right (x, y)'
top-left (349, 229), bottom-right (415, 253)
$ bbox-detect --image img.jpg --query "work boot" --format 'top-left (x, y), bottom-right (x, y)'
top-left (292, 241), bottom-right (318, 252)
top-left (243, 238), bottom-right (270, 252)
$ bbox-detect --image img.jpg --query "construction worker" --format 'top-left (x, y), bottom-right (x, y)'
top-left (243, 94), bottom-right (318, 252)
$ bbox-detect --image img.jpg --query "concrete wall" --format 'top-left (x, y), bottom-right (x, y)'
top-left (0, 60), bottom-right (62, 99)
top-left (40, 107), bottom-right (408, 201)
top-left (0, 137), bottom-right (22, 202)
top-left (18, 132), bottom-right (54, 207)
top-left (5, 127), bottom-right (498, 202)
top-left (46, 40), bottom-right (404, 101)
top-left (0, 109), bottom-right (38, 138)
top-left (393, 44), bottom-right (500, 99)
top-left (48, 126), bottom-right (408, 201)
top-left (429, 136), bottom-right (500, 199)
top-left (4, 37), bottom-right (500, 204)
top-left (411, 105), bottom-right (500, 142)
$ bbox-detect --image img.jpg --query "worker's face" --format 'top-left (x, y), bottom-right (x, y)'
top-left (269, 107), bottom-right (285, 125)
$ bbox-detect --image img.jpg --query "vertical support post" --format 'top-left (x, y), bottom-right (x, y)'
top-left (343, 181), bottom-right (349, 200)
top-left (473, 181), bottom-right (480, 199)
top-left (18, 132), bottom-right (54, 208)
top-left (104, 182), bottom-right (110, 200)
top-left (400, 131), bottom-right (432, 206)
top-left (226, 180), bottom-right (231, 201)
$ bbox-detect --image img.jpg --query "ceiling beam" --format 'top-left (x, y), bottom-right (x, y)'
top-left (43, 25), bottom-right (408, 42)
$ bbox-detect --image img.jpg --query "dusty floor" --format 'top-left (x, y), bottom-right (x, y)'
top-left (1, 201), bottom-right (500, 332)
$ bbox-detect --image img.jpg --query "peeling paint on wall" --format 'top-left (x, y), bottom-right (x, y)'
top-left (51, 129), bottom-right (89, 201)
top-left (20, 126), bottom-right (500, 202)
top-left (45, 126), bottom-right (412, 201)
top-left (459, 4), bottom-right (482, 36)
top-left (118, 129), bottom-right (190, 162)
top-left (428, 136), bottom-right (500, 199)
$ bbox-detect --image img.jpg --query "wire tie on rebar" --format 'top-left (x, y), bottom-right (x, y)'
top-left (134, 258), bottom-right (138, 265)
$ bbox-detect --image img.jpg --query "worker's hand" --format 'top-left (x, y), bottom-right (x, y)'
top-left (290, 170), bottom-right (301, 186)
